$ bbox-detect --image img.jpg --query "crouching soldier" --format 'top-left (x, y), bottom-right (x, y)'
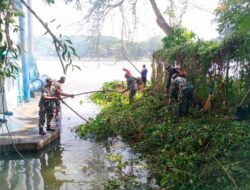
top-left (169, 74), bottom-right (193, 116)
top-left (38, 77), bottom-right (58, 135)
top-left (123, 73), bottom-right (138, 103)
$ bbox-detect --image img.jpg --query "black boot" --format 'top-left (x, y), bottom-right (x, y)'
top-left (47, 125), bottom-right (55, 132)
top-left (39, 128), bottom-right (46, 135)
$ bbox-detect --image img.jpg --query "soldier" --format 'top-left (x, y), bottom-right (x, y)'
top-left (38, 77), bottom-right (58, 135)
top-left (123, 73), bottom-right (138, 103)
top-left (54, 76), bottom-right (74, 120)
top-left (169, 74), bottom-right (193, 116)
top-left (141, 64), bottom-right (148, 89)
top-left (165, 65), bottom-right (185, 93)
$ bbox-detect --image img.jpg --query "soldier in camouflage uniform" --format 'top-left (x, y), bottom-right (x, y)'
top-left (38, 77), bottom-right (58, 135)
top-left (124, 73), bottom-right (138, 103)
top-left (169, 74), bottom-right (193, 116)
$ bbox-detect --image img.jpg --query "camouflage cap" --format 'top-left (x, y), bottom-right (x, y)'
top-left (46, 76), bottom-right (53, 82)
top-left (60, 76), bottom-right (66, 80)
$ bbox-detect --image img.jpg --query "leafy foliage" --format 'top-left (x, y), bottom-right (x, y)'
top-left (0, 0), bottom-right (80, 78)
top-left (215, 0), bottom-right (250, 34)
top-left (154, 26), bottom-right (250, 104)
top-left (0, 0), bottom-right (21, 79)
top-left (78, 82), bottom-right (250, 189)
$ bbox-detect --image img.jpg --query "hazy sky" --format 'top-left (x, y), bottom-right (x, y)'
top-left (31, 0), bottom-right (219, 41)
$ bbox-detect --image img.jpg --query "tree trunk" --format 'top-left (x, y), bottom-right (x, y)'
top-left (149, 0), bottom-right (172, 36)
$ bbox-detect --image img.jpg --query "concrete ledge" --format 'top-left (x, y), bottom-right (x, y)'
top-left (0, 127), bottom-right (61, 152)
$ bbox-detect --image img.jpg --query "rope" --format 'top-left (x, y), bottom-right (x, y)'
top-left (0, 76), bottom-right (25, 159)
top-left (60, 98), bottom-right (89, 122)
top-left (62, 89), bottom-right (121, 99)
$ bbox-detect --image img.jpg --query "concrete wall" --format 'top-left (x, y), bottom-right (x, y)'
top-left (0, 74), bottom-right (22, 114)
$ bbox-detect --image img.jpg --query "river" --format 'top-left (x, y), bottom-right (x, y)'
top-left (0, 59), bottom-right (154, 190)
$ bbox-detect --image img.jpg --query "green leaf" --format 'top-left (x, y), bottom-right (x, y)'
top-left (73, 65), bottom-right (81, 71)
top-left (62, 43), bottom-right (67, 60)
top-left (65, 39), bottom-right (72, 44)
top-left (238, 15), bottom-right (250, 33)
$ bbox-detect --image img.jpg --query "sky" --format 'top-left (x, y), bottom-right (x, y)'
top-left (30, 0), bottom-right (220, 41)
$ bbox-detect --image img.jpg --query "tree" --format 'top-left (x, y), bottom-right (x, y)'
top-left (0, 0), bottom-right (188, 78)
top-left (0, 0), bottom-right (20, 79)
top-left (215, 0), bottom-right (250, 35)
top-left (83, 0), bottom-right (189, 37)
top-left (0, 0), bottom-right (80, 78)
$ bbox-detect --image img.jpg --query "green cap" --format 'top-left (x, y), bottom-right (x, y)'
top-left (46, 77), bottom-right (53, 82)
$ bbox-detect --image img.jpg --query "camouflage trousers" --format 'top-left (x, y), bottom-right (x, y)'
top-left (129, 89), bottom-right (137, 102)
top-left (178, 87), bottom-right (193, 116)
top-left (38, 106), bottom-right (54, 128)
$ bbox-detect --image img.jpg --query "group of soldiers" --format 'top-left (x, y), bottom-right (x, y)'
top-left (124, 64), bottom-right (193, 117)
top-left (39, 64), bottom-right (193, 135)
top-left (38, 76), bottom-right (74, 135)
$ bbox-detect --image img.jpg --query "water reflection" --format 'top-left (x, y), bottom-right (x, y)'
top-left (0, 137), bottom-right (150, 190)
top-left (0, 140), bottom-right (63, 190)
top-left (40, 141), bottom-right (64, 190)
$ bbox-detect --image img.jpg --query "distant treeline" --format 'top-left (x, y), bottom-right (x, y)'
top-left (34, 35), bottom-right (161, 59)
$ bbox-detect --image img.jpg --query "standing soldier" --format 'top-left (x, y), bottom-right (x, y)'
top-left (38, 77), bottom-right (58, 135)
top-left (169, 74), bottom-right (193, 116)
top-left (123, 73), bottom-right (138, 103)
top-left (54, 76), bottom-right (74, 120)
top-left (141, 64), bottom-right (148, 89)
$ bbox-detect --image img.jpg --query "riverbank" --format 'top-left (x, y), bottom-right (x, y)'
top-left (78, 81), bottom-right (250, 189)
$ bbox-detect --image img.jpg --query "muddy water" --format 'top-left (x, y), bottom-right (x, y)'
top-left (0, 60), bottom-right (153, 190)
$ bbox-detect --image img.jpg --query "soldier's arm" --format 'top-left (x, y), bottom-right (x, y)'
top-left (44, 95), bottom-right (58, 100)
top-left (43, 90), bottom-right (58, 100)
top-left (55, 84), bottom-right (74, 98)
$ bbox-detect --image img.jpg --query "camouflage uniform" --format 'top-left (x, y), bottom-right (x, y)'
top-left (126, 76), bottom-right (138, 102)
top-left (38, 85), bottom-right (56, 130)
top-left (170, 76), bottom-right (193, 116)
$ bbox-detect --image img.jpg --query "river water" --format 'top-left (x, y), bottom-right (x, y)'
top-left (0, 60), bottom-right (153, 190)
